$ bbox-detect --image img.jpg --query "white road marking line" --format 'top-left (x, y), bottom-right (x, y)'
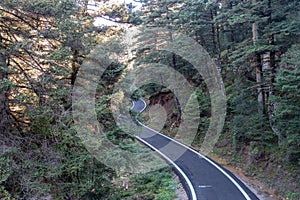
top-left (135, 136), bottom-right (197, 200)
top-left (132, 99), bottom-right (252, 200)
top-left (139, 98), bottom-right (147, 112)
top-left (198, 185), bottom-right (212, 188)
top-left (130, 99), bottom-right (135, 110)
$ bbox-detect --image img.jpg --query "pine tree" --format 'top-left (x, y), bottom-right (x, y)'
top-left (0, 0), bottom-right (100, 198)
top-left (274, 45), bottom-right (300, 164)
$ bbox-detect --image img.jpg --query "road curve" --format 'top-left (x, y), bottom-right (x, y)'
top-left (131, 99), bottom-right (259, 200)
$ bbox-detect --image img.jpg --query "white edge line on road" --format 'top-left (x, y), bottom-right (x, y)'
top-left (135, 136), bottom-right (197, 200)
top-left (130, 99), bottom-right (147, 112)
top-left (130, 100), bottom-right (135, 110)
top-left (139, 98), bottom-right (147, 112)
top-left (139, 122), bottom-right (205, 158)
top-left (133, 100), bottom-right (252, 200)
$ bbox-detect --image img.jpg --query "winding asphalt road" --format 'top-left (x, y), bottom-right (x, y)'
top-left (131, 99), bottom-right (259, 200)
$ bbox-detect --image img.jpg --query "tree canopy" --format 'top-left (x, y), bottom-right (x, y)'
top-left (0, 0), bottom-right (299, 199)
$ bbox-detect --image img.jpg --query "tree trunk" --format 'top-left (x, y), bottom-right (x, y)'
top-left (216, 10), bottom-right (222, 71)
top-left (252, 20), bottom-right (265, 114)
top-left (71, 49), bottom-right (79, 86)
top-left (167, 29), bottom-right (182, 120)
top-left (166, 6), bottom-right (182, 120)
top-left (210, 9), bottom-right (217, 55)
top-left (267, 0), bottom-right (282, 143)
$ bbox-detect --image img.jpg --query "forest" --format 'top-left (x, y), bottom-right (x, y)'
top-left (0, 0), bottom-right (299, 199)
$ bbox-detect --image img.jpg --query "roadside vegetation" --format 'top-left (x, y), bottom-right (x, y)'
top-left (0, 0), bottom-right (299, 199)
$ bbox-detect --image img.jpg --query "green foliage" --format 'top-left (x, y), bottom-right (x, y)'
top-left (226, 76), bottom-right (276, 150)
top-left (133, 168), bottom-right (178, 200)
top-left (274, 45), bottom-right (300, 163)
top-left (0, 78), bottom-right (12, 92)
top-left (191, 88), bottom-right (210, 146)
top-left (28, 107), bottom-right (54, 136)
top-left (217, 0), bottom-right (300, 69)
top-left (286, 190), bottom-right (300, 200)
top-left (0, 149), bottom-right (17, 200)
top-left (0, 0), bottom-right (152, 199)
top-left (232, 113), bottom-right (274, 148)
top-left (1, 0), bottom-right (299, 198)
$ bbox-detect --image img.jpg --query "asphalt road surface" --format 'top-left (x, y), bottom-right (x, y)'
top-left (131, 99), bottom-right (259, 200)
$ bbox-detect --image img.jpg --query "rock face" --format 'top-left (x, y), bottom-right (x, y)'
top-left (148, 91), bottom-right (180, 136)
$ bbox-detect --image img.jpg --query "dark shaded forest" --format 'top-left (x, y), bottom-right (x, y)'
top-left (0, 0), bottom-right (299, 199)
